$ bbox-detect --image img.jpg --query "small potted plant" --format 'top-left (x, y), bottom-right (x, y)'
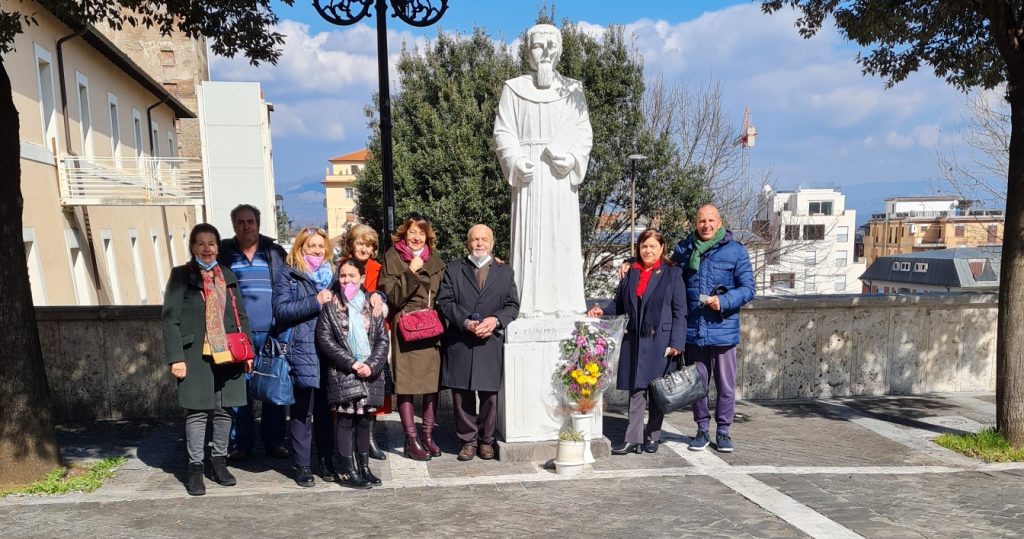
top-left (554, 428), bottom-right (586, 476)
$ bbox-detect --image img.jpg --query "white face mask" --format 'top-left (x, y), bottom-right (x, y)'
top-left (468, 253), bottom-right (492, 268)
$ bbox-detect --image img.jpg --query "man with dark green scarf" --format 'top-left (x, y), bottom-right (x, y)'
top-left (670, 204), bottom-right (755, 454)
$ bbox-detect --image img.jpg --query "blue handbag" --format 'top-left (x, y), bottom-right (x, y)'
top-left (248, 336), bottom-right (296, 405)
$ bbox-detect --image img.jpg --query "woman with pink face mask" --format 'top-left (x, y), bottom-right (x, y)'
top-left (315, 258), bottom-right (390, 489)
top-left (272, 226), bottom-right (339, 487)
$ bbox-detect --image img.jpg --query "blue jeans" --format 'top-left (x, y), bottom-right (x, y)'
top-left (229, 331), bottom-right (288, 453)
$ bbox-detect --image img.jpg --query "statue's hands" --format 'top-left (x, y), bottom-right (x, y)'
top-left (550, 154), bottom-right (576, 176)
top-left (514, 158), bottom-right (535, 184)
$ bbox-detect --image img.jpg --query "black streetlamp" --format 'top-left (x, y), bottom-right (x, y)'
top-left (313, 0), bottom-right (448, 247)
top-left (627, 153), bottom-right (647, 256)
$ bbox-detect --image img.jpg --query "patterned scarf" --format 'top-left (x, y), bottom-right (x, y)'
top-left (307, 260), bottom-right (335, 291)
top-left (343, 290), bottom-right (371, 363)
top-left (200, 264), bottom-right (231, 364)
top-left (393, 239), bottom-right (431, 263)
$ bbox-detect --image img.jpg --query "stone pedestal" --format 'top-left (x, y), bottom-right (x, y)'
top-left (497, 317), bottom-right (608, 462)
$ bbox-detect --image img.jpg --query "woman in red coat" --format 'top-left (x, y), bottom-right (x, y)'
top-left (342, 224), bottom-right (390, 460)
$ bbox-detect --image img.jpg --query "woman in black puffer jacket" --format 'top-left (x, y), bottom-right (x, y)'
top-left (315, 258), bottom-right (389, 489)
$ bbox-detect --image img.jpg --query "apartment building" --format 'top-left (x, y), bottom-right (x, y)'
top-left (752, 187), bottom-right (865, 295)
top-left (324, 148), bottom-right (368, 241)
top-left (11, 1), bottom-right (202, 306)
top-left (862, 196), bottom-right (1004, 266)
top-left (860, 247), bottom-right (1000, 293)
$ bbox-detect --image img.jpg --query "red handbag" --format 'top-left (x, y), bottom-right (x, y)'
top-left (225, 288), bottom-right (255, 362)
top-left (397, 290), bottom-right (444, 342)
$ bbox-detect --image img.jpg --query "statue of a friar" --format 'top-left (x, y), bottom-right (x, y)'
top-left (493, 23), bottom-right (593, 318)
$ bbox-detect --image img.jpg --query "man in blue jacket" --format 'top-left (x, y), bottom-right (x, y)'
top-left (218, 204), bottom-right (290, 461)
top-left (670, 204), bottom-right (755, 453)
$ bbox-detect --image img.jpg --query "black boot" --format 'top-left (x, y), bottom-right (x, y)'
top-left (186, 462), bottom-right (206, 496)
top-left (356, 453), bottom-right (382, 486)
top-left (209, 456), bottom-right (237, 486)
top-left (367, 417), bottom-right (387, 460)
top-left (335, 455), bottom-right (371, 489)
top-left (317, 456), bottom-right (336, 482)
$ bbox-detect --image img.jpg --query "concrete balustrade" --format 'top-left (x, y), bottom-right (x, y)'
top-left (35, 292), bottom-right (998, 423)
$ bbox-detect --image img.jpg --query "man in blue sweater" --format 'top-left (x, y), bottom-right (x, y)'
top-left (671, 204), bottom-right (755, 453)
top-left (219, 204), bottom-right (290, 461)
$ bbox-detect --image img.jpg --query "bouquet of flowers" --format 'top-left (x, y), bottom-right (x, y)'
top-left (555, 319), bottom-right (625, 415)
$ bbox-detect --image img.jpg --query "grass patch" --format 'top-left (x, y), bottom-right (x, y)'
top-left (934, 428), bottom-right (1024, 462)
top-left (0, 456), bottom-right (127, 497)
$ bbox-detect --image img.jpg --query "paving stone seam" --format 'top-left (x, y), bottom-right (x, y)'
top-left (813, 400), bottom-right (980, 467)
top-left (658, 420), bottom-right (863, 539)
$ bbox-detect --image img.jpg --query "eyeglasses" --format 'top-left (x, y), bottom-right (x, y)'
top-left (301, 226), bottom-right (327, 236)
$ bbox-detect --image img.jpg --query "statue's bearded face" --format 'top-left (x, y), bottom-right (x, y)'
top-left (529, 32), bottom-right (560, 88)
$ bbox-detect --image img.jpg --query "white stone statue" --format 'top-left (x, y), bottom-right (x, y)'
top-left (494, 23), bottom-right (593, 318)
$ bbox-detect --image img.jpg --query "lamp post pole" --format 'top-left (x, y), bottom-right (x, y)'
top-left (313, 0), bottom-right (448, 248)
top-left (627, 153), bottom-right (647, 257)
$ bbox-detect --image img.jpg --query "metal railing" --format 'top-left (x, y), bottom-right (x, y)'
top-left (57, 156), bottom-right (204, 206)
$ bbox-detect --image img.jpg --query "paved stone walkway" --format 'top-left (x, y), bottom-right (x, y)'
top-left (2, 392), bottom-right (1023, 538)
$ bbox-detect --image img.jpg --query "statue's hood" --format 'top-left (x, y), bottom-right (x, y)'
top-left (504, 74), bottom-right (584, 103)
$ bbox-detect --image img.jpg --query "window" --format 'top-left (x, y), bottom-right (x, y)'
top-left (168, 232), bottom-right (180, 266)
top-left (128, 229), bottom-right (148, 304)
top-left (167, 130), bottom-right (176, 158)
top-left (804, 280), bottom-right (816, 293)
top-left (803, 224), bottom-right (825, 240)
top-left (151, 230), bottom-right (166, 300)
top-left (345, 188), bottom-right (354, 199)
top-left (955, 224), bottom-right (965, 237)
top-left (181, 228), bottom-right (189, 262)
top-left (100, 230), bottom-right (122, 304)
top-left (76, 72), bottom-right (93, 157)
top-left (804, 250), bottom-right (816, 265)
top-left (808, 200), bottom-right (833, 215)
top-left (892, 261), bottom-right (901, 271)
top-left (834, 275), bottom-right (847, 292)
top-left (34, 44), bottom-right (58, 150)
top-left (150, 121), bottom-right (160, 158)
top-left (23, 228), bottom-right (47, 306)
top-left (784, 225), bottom-right (800, 240)
top-left (900, 262), bottom-right (911, 271)
top-left (132, 109), bottom-right (144, 159)
top-left (914, 262), bottom-right (929, 272)
top-left (65, 228), bottom-right (95, 305)
top-left (159, 49), bottom-right (175, 66)
top-left (345, 211), bottom-right (355, 223)
top-left (837, 226), bottom-right (849, 243)
top-left (988, 224), bottom-right (998, 243)
top-left (107, 93), bottom-right (120, 164)
top-left (835, 250), bottom-right (847, 268)
top-left (770, 273), bottom-right (795, 289)
top-left (350, 165), bottom-right (361, 174)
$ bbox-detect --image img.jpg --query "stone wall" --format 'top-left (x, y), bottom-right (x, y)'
top-left (36, 293), bottom-right (998, 422)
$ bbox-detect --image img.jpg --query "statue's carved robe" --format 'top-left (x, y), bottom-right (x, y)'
top-left (494, 74), bottom-right (593, 316)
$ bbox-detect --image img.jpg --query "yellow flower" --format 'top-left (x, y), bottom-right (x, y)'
top-left (581, 388), bottom-right (592, 397)
top-left (586, 375), bottom-right (598, 386)
top-left (571, 369), bottom-right (584, 381)
top-left (586, 363), bottom-right (600, 375)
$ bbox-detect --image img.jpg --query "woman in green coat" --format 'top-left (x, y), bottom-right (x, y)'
top-left (162, 223), bottom-right (253, 496)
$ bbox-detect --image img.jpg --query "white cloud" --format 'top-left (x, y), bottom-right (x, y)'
top-left (271, 98), bottom-right (365, 141)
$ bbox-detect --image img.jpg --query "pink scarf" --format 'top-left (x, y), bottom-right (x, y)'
top-left (393, 239), bottom-right (431, 263)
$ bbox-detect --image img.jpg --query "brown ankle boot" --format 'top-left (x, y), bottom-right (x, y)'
top-left (404, 436), bottom-right (431, 461)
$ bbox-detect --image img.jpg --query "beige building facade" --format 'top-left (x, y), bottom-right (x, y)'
top-left (323, 148), bottom-right (367, 241)
top-left (10, 0), bottom-right (201, 305)
top-left (863, 196), bottom-right (1004, 267)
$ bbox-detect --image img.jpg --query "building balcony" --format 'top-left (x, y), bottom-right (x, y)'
top-left (57, 156), bottom-right (205, 206)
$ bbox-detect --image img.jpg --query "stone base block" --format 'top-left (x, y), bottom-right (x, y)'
top-left (498, 436), bottom-right (611, 463)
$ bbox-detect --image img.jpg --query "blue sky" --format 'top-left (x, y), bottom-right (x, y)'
top-left (211, 1), bottom-right (976, 227)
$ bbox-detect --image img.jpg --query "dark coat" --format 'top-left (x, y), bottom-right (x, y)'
top-left (436, 258), bottom-right (520, 392)
top-left (602, 263), bottom-right (687, 390)
top-left (670, 230), bottom-right (756, 347)
top-left (162, 263), bottom-right (251, 410)
top-left (315, 285), bottom-right (389, 407)
top-left (272, 265), bottom-right (325, 389)
top-left (378, 247), bottom-right (446, 394)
